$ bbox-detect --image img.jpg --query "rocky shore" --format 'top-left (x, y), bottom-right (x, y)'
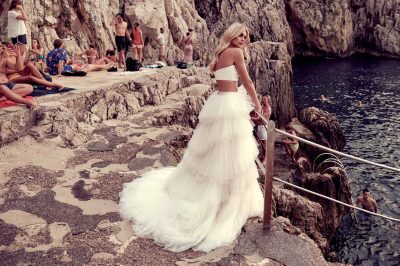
top-left (0, 67), bottom-right (350, 265)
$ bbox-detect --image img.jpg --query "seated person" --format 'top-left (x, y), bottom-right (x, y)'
top-left (79, 44), bottom-right (98, 64)
top-left (2, 46), bottom-right (63, 91)
top-left (283, 125), bottom-right (299, 163)
top-left (28, 38), bottom-right (46, 71)
top-left (46, 39), bottom-right (68, 76)
top-left (0, 72), bottom-right (35, 109)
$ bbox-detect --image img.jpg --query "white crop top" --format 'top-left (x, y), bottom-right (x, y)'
top-left (214, 65), bottom-right (238, 81)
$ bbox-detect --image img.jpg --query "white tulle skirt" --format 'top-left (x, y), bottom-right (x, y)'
top-left (119, 86), bottom-right (264, 252)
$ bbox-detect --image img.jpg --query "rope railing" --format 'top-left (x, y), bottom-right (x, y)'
top-left (255, 158), bottom-right (400, 223)
top-left (252, 110), bottom-right (400, 226)
top-left (254, 110), bottom-right (400, 173)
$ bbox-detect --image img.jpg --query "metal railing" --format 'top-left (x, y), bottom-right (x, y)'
top-left (253, 110), bottom-right (400, 227)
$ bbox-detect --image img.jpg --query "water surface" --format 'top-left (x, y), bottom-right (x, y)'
top-left (293, 56), bottom-right (400, 266)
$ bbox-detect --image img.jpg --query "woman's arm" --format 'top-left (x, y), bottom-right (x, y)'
top-left (15, 5), bottom-right (28, 21)
top-left (232, 48), bottom-right (261, 110)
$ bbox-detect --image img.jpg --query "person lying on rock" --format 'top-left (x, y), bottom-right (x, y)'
top-left (355, 188), bottom-right (378, 213)
top-left (283, 125), bottom-right (299, 163)
top-left (64, 57), bottom-right (113, 73)
top-left (0, 46), bottom-right (40, 106)
top-left (1, 45), bottom-right (64, 91)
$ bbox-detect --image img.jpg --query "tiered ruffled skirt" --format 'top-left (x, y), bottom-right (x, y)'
top-left (119, 86), bottom-right (263, 252)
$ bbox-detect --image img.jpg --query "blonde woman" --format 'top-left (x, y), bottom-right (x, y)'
top-left (120, 23), bottom-right (263, 252)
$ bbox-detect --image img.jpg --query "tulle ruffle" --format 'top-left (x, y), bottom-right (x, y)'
top-left (119, 85), bottom-right (263, 252)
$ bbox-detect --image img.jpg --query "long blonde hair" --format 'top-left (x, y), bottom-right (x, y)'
top-left (209, 23), bottom-right (250, 73)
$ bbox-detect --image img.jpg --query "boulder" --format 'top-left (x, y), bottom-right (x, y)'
top-left (298, 107), bottom-right (346, 160)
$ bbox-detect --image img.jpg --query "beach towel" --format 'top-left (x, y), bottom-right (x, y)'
top-left (30, 85), bottom-right (75, 97)
top-left (0, 96), bottom-right (34, 109)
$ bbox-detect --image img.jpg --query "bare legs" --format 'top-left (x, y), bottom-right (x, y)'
top-left (133, 47), bottom-right (143, 63)
top-left (9, 62), bottom-right (64, 90)
top-left (0, 84), bottom-right (36, 109)
top-left (9, 76), bottom-right (63, 90)
top-left (118, 51), bottom-right (126, 69)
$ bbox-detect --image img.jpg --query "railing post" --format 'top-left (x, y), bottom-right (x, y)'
top-left (263, 120), bottom-right (275, 229)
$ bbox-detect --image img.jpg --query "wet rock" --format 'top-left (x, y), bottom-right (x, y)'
top-left (72, 180), bottom-right (92, 201)
top-left (272, 186), bottom-right (327, 251)
top-left (87, 142), bottom-right (116, 152)
top-left (0, 190), bottom-right (120, 235)
top-left (127, 158), bottom-right (156, 171)
top-left (79, 170), bottom-right (91, 179)
top-left (0, 220), bottom-right (20, 246)
top-left (91, 161), bottom-right (112, 168)
top-left (300, 169), bottom-right (352, 242)
top-left (159, 150), bottom-right (178, 166)
top-left (235, 220), bottom-right (335, 266)
top-left (89, 172), bottom-right (136, 202)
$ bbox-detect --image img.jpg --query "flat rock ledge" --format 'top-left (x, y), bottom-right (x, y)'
top-left (0, 67), bottom-right (343, 265)
top-left (0, 67), bottom-right (212, 148)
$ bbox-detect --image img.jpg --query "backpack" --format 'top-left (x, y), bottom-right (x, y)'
top-left (126, 57), bottom-right (141, 71)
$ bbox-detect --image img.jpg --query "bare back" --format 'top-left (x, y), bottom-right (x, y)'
top-left (214, 48), bottom-right (238, 92)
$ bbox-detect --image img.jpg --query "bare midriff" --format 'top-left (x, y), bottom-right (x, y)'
top-left (216, 80), bottom-right (238, 92)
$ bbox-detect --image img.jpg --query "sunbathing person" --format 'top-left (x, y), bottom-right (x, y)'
top-left (2, 47), bottom-right (63, 90)
top-left (0, 47), bottom-right (36, 109)
top-left (64, 58), bottom-right (112, 73)
top-left (0, 72), bottom-right (35, 109)
top-left (79, 44), bottom-right (98, 64)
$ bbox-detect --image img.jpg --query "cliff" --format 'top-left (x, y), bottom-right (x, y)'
top-left (1, 0), bottom-right (398, 61)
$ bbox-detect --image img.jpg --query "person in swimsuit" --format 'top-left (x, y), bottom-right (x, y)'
top-left (181, 29), bottom-right (194, 63)
top-left (355, 188), bottom-right (378, 213)
top-left (113, 13), bottom-right (128, 69)
top-left (131, 22), bottom-right (144, 63)
top-left (28, 39), bottom-right (46, 71)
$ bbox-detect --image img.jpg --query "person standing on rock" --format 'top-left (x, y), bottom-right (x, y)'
top-left (252, 94), bottom-right (272, 164)
top-left (131, 22), bottom-right (144, 63)
top-left (7, 0), bottom-right (28, 54)
top-left (120, 22), bottom-right (263, 252)
top-left (113, 13), bottom-right (128, 69)
top-left (355, 188), bottom-right (378, 213)
top-left (156, 27), bottom-right (166, 62)
top-left (181, 29), bottom-right (194, 63)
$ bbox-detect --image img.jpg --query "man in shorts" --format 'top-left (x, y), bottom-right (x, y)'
top-left (114, 14), bottom-right (128, 69)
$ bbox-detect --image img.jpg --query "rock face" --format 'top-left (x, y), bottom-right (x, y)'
top-left (248, 41), bottom-right (296, 126)
top-left (286, 0), bottom-right (354, 56)
top-left (1, 0), bottom-right (399, 58)
top-left (124, 0), bottom-right (210, 65)
top-left (0, 0), bottom-right (119, 55)
top-left (300, 169), bottom-right (352, 243)
top-left (351, 0), bottom-right (400, 56)
top-left (285, 0), bottom-right (400, 57)
top-left (298, 107), bottom-right (346, 160)
top-left (194, 0), bottom-right (294, 56)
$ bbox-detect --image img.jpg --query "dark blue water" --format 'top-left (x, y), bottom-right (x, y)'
top-left (292, 56), bottom-right (400, 266)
